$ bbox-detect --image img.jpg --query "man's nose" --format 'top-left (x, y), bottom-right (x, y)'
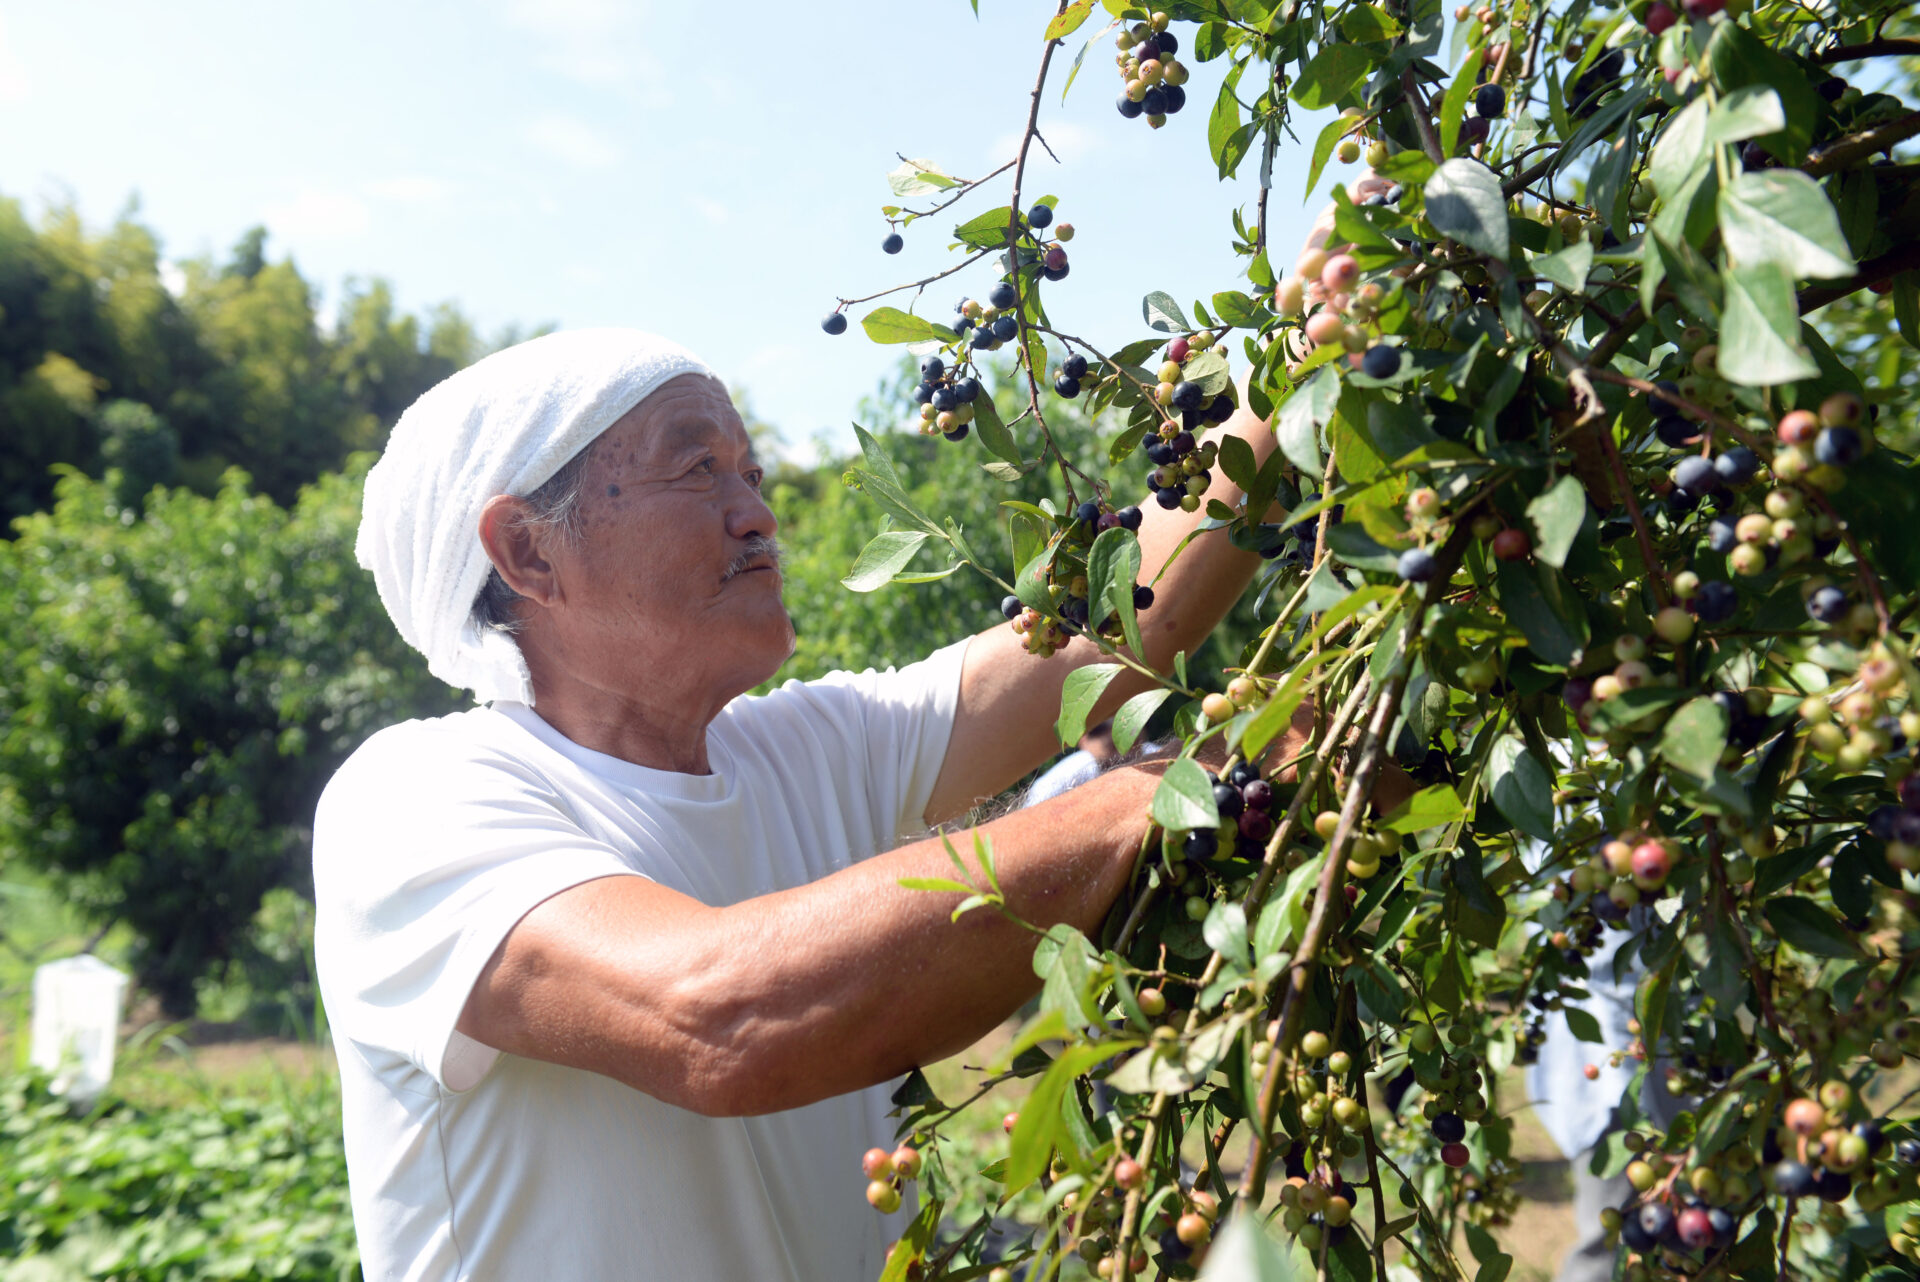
top-left (726, 477), bottom-right (778, 541)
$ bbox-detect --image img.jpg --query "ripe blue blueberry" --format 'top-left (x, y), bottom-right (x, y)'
top-left (1475, 84), bottom-right (1506, 119)
top-left (1815, 426), bottom-right (1862, 465)
top-left (991, 314), bottom-right (1020, 341)
top-left (1062, 353), bottom-right (1089, 380)
top-left (1692, 579), bottom-right (1738, 622)
top-left (1361, 346), bottom-right (1401, 379)
top-left (920, 356), bottom-right (945, 380)
top-left (881, 232), bottom-right (904, 255)
top-left (822, 312), bottom-right (848, 335)
top-left (1806, 585), bottom-right (1848, 622)
top-left (1707, 517), bottom-right (1738, 553)
top-left (1649, 380), bottom-right (1683, 414)
top-left (1117, 93), bottom-right (1145, 118)
top-left (1027, 203), bottom-right (1053, 229)
top-left (1163, 84), bottom-right (1187, 113)
top-left (1714, 447), bottom-right (1759, 486)
top-left (943, 424), bottom-right (970, 442)
top-left (1133, 583), bottom-right (1155, 610)
top-left (1170, 380), bottom-right (1203, 411)
top-left (930, 387), bottom-right (957, 412)
top-left (1654, 415), bottom-right (1699, 447)
top-left (914, 382), bottom-right (935, 404)
top-left (953, 377), bottom-right (981, 403)
top-left (1000, 595), bottom-right (1023, 621)
top-left (1077, 500), bottom-right (1101, 525)
top-left (1117, 506), bottom-right (1143, 531)
top-left (1398, 549), bottom-right (1437, 582)
top-left (1142, 85), bottom-right (1169, 115)
top-left (1673, 455), bottom-right (1720, 495)
top-left (1182, 829), bottom-right (1218, 860)
top-left (1054, 374), bottom-right (1081, 398)
top-left (987, 280), bottom-right (1019, 310)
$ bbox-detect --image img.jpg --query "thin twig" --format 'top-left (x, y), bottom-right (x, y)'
top-left (1812, 36), bottom-right (1920, 62)
top-left (899, 159), bottom-right (1019, 219)
top-left (834, 249), bottom-right (993, 310)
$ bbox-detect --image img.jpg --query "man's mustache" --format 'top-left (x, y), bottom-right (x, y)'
top-left (723, 536), bottom-right (785, 581)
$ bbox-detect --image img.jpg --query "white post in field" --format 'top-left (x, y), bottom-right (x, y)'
top-left (29, 954), bottom-right (130, 1106)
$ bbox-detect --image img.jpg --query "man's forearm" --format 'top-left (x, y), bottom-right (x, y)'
top-left (598, 765), bottom-right (1160, 1116)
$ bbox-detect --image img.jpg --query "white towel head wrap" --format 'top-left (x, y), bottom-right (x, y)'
top-left (356, 327), bottom-right (718, 706)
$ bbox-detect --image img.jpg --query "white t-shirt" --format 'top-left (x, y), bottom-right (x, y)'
top-left (312, 639), bottom-right (969, 1282)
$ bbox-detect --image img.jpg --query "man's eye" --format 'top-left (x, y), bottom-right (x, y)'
top-left (691, 458), bottom-right (717, 476)
top-left (745, 470), bottom-right (764, 489)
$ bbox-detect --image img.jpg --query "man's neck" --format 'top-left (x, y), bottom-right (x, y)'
top-left (518, 637), bottom-right (728, 775)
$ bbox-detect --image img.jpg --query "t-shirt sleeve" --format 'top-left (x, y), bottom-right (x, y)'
top-left (312, 722), bottom-right (643, 1093)
top-left (750, 636), bottom-right (970, 846)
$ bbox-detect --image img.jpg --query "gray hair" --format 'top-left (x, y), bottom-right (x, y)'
top-left (471, 438), bottom-right (601, 635)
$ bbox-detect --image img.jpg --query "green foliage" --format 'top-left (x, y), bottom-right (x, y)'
top-left (0, 1071), bottom-right (358, 1280)
top-left (0, 464), bottom-right (459, 1012)
top-left (832, 3), bottom-right (1920, 1281)
top-left (0, 194), bottom-right (486, 524)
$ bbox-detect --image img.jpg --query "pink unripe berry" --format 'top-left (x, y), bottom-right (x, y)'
top-left (1321, 253), bottom-right (1360, 292)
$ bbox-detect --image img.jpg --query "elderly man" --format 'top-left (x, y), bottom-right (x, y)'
top-left (315, 327), bottom-right (1298, 1281)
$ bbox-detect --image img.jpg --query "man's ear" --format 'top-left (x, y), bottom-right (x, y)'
top-left (478, 495), bottom-right (565, 608)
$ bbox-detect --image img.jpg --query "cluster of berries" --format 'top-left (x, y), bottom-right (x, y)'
top-left (998, 503), bottom-right (1150, 658)
top-left (1277, 245), bottom-right (1404, 382)
top-left (953, 279), bottom-right (1024, 356)
top-left (860, 1142), bottom-right (922, 1215)
top-left (910, 354), bottom-right (984, 442)
top-left (1565, 833), bottom-right (1680, 921)
top-left (1810, 643), bottom-right (1917, 793)
top-left (1112, 14), bottom-right (1189, 127)
top-left (1143, 428), bottom-right (1215, 513)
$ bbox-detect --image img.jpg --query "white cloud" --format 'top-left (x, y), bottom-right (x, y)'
top-left (262, 188), bottom-right (371, 241)
top-left (499, 0), bottom-right (653, 87)
top-left (0, 17), bottom-right (31, 102)
top-left (521, 114), bottom-right (622, 169)
top-left (365, 175), bottom-right (456, 204)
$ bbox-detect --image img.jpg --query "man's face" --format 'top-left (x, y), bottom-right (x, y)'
top-left (542, 373), bottom-right (793, 704)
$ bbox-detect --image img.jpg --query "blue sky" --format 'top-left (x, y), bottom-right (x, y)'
top-left (0, 0), bottom-right (1344, 458)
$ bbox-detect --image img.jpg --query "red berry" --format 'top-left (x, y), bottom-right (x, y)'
top-left (1321, 254), bottom-right (1360, 292)
top-left (863, 1147), bottom-right (896, 1179)
top-left (1167, 336), bottom-right (1191, 363)
top-left (1645, 1), bottom-right (1677, 32)
top-left (1044, 245), bottom-right (1068, 272)
top-left (1491, 528), bottom-right (1531, 561)
top-left (1630, 840), bottom-right (1671, 883)
top-left (1441, 1142), bottom-right (1470, 1168)
top-left (1682, 0), bottom-right (1723, 15)
top-left (1677, 1206), bottom-right (1714, 1249)
top-left (1777, 409), bottom-right (1820, 444)
top-left (1003, 1111), bottom-right (1020, 1133)
top-left (1115, 1157), bottom-right (1145, 1189)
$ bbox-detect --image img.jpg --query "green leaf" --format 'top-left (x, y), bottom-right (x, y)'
top-left (1217, 433), bottom-right (1259, 494)
top-left (1326, 522), bottom-right (1402, 572)
top-left (1184, 348), bottom-right (1232, 396)
top-left (1525, 475), bottom-right (1586, 570)
top-left (1195, 1210), bottom-right (1298, 1281)
top-left (971, 394), bottom-right (1022, 465)
top-left (1273, 365), bottom-right (1337, 474)
top-left (1719, 170), bottom-right (1855, 280)
top-left (1650, 95), bottom-right (1710, 208)
top-left (1291, 45), bottom-right (1372, 111)
top-left (1719, 262), bottom-right (1819, 387)
top-left (1045, 0), bottom-right (1095, 41)
top-left (1212, 290), bottom-right (1263, 329)
top-left (876, 1198), bottom-right (944, 1282)
top-left (1142, 290), bottom-right (1190, 333)
top-left (1005, 1041), bottom-right (1127, 1192)
top-left (1209, 65), bottom-right (1247, 179)
top-left (1763, 896), bottom-right (1866, 959)
top-left (1111, 688), bottom-right (1172, 755)
top-left (953, 206), bottom-right (1018, 249)
top-left (1203, 901), bottom-right (1251, 969)
top-left (1707, 21), bottom-right (1821, 164)
top-left (1486, 734), bottom-right (1554, 841)
top-left (1380, 783), bottom-right (1466, 834)
top-left (1057, 663), bottom-right (1124, 747)
top-left (1340, 3), bottom-right (1403, 42)
top-left (841, 530), bottom-right (932, 591)
top-left (1151, 757), bottom-right (1221, 832)
top-left (1439, 48), bottom-right (1484, 159)
top-left (1495, 560), bottom-right (1589, 666)
top-left (887, 158), bottom-right (961, 198)
top-left (1657, 696), bottom-right (1729, 779)
top-left (1705, 85), bottom-right (1786, 146)
top-left (862, 307), bottom-right (956, 345)
top-left (897, 876), bottom-right (979, 895)
top-left (1087, 525), bottom-right (1146, 658)
top-left (1423, 159), bottom-right (1510, 260)
top-left (1528, 241), bottom-right (1592, 295)
top-left (1305, 114), bottom-right (1353, 200)
top-left (1564, 1007), bottom-right (1603, 1043)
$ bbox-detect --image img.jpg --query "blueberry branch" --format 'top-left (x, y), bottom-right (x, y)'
top-left (832, 248), bottom-right (994, 310)
top-left (1812, 36), bottom-right (1920, 62)
top-left (1802, 109), bottom-right (1920, 178)
top-left (1007, 1), bottom-right (1077, 509)
top-left (896, 157), bottom-right (1017, 219)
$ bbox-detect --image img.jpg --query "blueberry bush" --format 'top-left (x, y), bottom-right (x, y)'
top-left (826, 2), bottom-right (1920, 1279)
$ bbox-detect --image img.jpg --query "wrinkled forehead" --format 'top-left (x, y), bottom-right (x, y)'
top-left (599, 372), bottom-right (755, 463)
